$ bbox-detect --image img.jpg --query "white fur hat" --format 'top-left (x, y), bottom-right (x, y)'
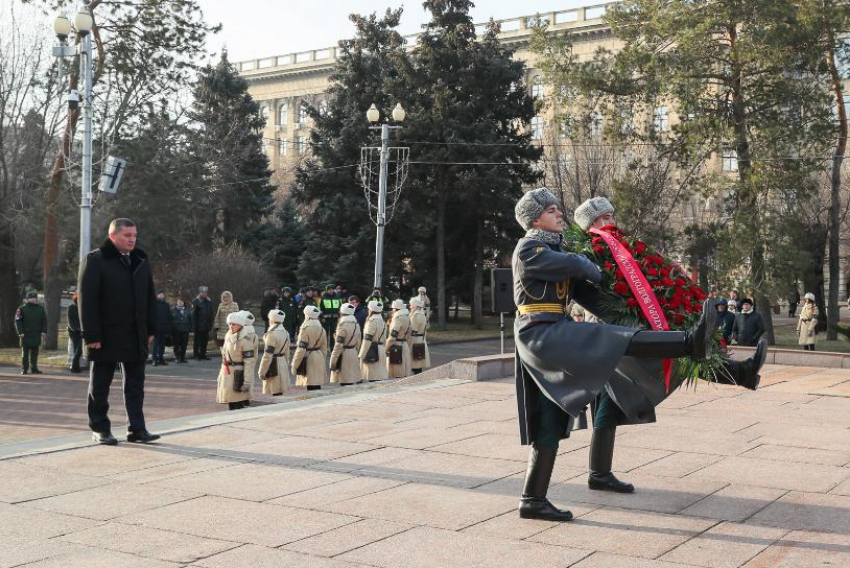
top-left (391, 299), bottom-right (406, 310)
top-left (418, 286), bottom-right (427, 293)
top-left (340, 302), bottom-right (355, 315)
top-left (574, 196), bottom-right (615, 230)
top-left (367, 300), bottom-right (383, 313)
top-left (304, 305), bottom-right (321, 319)
top-left (804, 292), bottom-right (816, 301)
top-left (268, 309), bottom-right (286, 324)
top-left (515, 187), bottom-right (558, 229)
top-left (227, 310), bottom-right (252, 327)
top-left (410, 297), bottom-right (425, 309)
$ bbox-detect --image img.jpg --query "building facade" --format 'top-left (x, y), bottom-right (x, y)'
top-left (237, 2), bottom-right (849, 302)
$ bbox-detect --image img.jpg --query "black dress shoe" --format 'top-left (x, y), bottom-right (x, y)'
top-left (30, 369), bottom-right (43, 374)
top-left (93, 431), bottom-right (118, 445)
top-left (519, 497), bottom-right (573, 522)
top-left (588, 472), bottom-right (635, 493)
top-left (126, 430), bottom-right (161, 443)
top-left (20, 369), bottom-right (28, 375)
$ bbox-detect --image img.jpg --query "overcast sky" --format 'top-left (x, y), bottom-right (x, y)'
top-left (196, 0), bottom-right (598, 63)
top-left (2, 0), bottom-right (604, 63)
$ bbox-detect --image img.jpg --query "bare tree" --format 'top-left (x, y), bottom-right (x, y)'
top-left (0, 4), bottom-right (62, 345)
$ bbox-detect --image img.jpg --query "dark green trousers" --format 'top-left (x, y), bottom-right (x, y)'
top-left (21, 345), bottom-right (39, 371)
top-left (536, 389), bottom-right (570, 450)
top-left (593, 389), bottom-right (627, 429)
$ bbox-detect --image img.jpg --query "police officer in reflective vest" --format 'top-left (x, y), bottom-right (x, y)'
top-left (320, 284), bottom-right (341, 346)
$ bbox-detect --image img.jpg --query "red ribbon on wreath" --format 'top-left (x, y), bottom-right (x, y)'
top-left (590, 227), bottom-right (675, 392)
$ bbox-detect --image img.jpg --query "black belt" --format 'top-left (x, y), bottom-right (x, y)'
top-left (411, 332), bottom-right (424, 337)
top-left (344, 346), bottom-right (356, 349)
top-left (306, 347), bottom-right (321, 352)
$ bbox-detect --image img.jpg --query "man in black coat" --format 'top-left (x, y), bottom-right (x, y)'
top-left (78, 218), bottom-right (160, 446)
top-left (152, 292), bottom-right (172, 366)
top-left (732, 298), bottom-right (766, 346)
top-left (191, 286), bottom-right (213, 360)
top-left (67, 291), bottom-right (83, 373)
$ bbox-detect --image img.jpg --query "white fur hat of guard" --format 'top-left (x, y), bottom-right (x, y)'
top-left (367, 300), bottom-right (383, 313)
top-left (339, 302), bottom-right (355, 316)
top-left (391, 299), bottom-right (406, 310)
top-left (227, 310), bottom-right (252, 327)
top-left (804, 292), bottom-right (816, 301)
top-left (410, 297), bottom-right (425, 308)
top-left (574, 196), bottom-right (615, 230)
top-left (268, 309), bottom-right (286, 324)
top-left (418, 286), bottom-right (427, 293)
top-left (515, 187), bottom-right (558, 229)
top-left (304, 305), bottom-right (321, 319)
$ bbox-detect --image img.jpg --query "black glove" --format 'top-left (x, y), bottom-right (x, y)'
top-left (233, 370), bottom-right (245, 392)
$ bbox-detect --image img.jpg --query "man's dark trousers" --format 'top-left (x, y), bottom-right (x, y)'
top-left (193, 331), bottom-right (209, 358)
top-left (152, 333), bottom-right (167, 362)
top-left (21, 345), bottom-right (39, 372)
top-left (88, 361), bottom-right (146, 434)
top-left (173, 332), bottom-right (188, 361)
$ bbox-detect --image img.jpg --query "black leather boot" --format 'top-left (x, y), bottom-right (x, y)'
top-left (625, 299), bottom-right (717, 361)
top-left (518, 445), bottom-right (573, 522)
top-left (588, 427), bottom-right (634, 493)
top-left (716, 337), bottom-right (766, 390)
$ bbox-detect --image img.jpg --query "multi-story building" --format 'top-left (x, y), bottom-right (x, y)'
top-left (237, 2), bottom-right (849, 301)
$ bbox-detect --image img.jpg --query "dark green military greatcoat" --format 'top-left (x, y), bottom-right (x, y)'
top-left (15, 302), bottom-right (47, 348)
top-left (16, 300), bottom-right (47, 373)
top-left (513, 231), bottom-right (658, 447)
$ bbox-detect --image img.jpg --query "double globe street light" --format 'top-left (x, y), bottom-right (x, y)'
top-left (365, 103), bottom-right (407, 290)
top-left (52, 8), bottom-right (95, 270)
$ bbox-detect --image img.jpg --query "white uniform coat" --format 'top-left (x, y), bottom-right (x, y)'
top-left (359, 313), bottom-right (388, 381)
top-left (330, 315), bottom-right (362, 384)
top-left (258, 323), bottom-right (292, 394)
top-left (290, 319), bottom-right (328, 386)
top-left (386, 309), bottom-right (412, 378)
top-left (216, 326), bottom-right (258, 404)
top-left (409, 309), bottom-right (431, 369)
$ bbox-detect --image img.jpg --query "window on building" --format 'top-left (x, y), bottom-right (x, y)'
top-left (722, 148), bottom-right (738, 172)
top-left (279, 138), bottom-right (288, 157)
top-left (261, 140), bottom-right (268, 156)
top-left (259, 104), bottom-right (269, 125)
top-left (531, 75), bottom-right (544, 100)
top-left (590, 111), bottom-right (603, 136)
top-left (559, 119), bottom-right (570, 139)
top-left (297, 103), bottom-right (308, 124)
top-left (298, 136), bottom-right (307, 155)
top-left (277, 102), bottom-right (289, 125)
top-left (531, 116), bottom-right (544, 140)
top-left (653, 106), bottom-right (668, 133)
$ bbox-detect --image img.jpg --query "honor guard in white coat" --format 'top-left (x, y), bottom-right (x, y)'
top-left (386, 299), bottom-right (412, 378)
top-left (359, 300), bottom-right (388, 381)
top-left (291, 305), bottom-right (328, 390)
top-left (258, 309), bottom-right (292, 395)
top-left (329, 302), bottom-right (362, 385)
top-left (216, 310), bottom-right (259, 410)
top-left (409, 286), bottom-right (432, 327)
top-left (409, 297), bottom-right (431, 373)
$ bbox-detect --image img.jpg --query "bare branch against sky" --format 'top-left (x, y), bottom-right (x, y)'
top-left (4, 0), bottom-right (602, 63)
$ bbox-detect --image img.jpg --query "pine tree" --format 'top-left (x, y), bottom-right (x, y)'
top-left (242, 197), bottom-right (305, 288)
top-left (400, 0), bottom-right (541, 328)
top-left (191, 50), bottom-right (273, 247)
top-left (291, 9), bottom-right (411, 292)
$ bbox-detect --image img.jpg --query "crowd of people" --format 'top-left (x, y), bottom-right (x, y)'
top-left (213, 290), bottom-right (433, 410)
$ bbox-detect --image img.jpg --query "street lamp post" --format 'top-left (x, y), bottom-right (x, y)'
top-left (367, 103), bottom-right (406, 290)
top-left (52, 8), bottom-right (94, 269)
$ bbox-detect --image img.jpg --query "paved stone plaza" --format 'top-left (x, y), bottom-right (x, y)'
top-left (1, 363), bottom-right (849, 567)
